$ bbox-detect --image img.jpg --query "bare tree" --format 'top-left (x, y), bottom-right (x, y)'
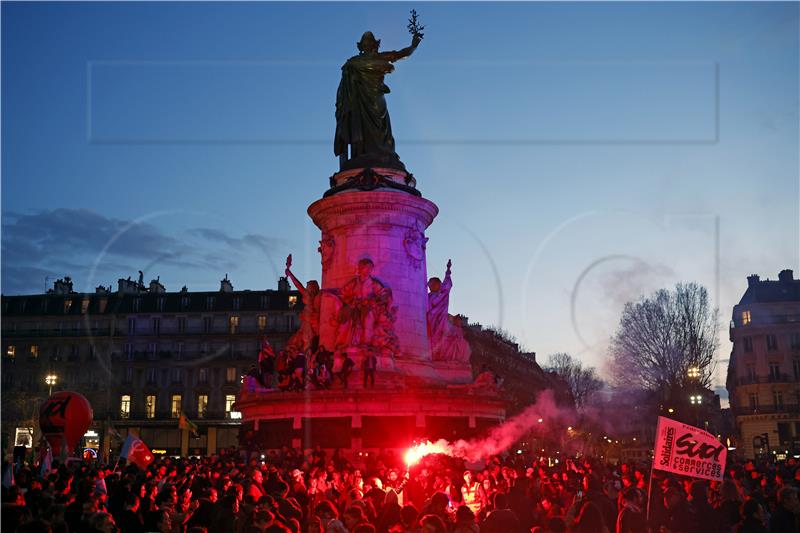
top-left (608, 282), bottom-right (718, 393)
top-left (544, 352), bottom-right (604, 407)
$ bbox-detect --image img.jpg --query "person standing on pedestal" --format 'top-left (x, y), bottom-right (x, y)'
top-left (363, 351), bottom-right (377, 388)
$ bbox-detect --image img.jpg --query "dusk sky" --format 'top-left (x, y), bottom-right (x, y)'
top-left (3, 2), bottom-right (798, 396)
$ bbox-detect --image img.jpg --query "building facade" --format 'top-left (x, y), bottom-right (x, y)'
top-left (1, 275), bottom-right (300, 459)
top-left (727, 269), bottom-right (800, 458)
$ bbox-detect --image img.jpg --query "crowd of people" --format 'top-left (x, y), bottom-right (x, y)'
top-left (3, 445), bottom-right (800, 533)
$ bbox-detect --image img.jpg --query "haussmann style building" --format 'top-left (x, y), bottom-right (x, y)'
top-left (1, 274), bottom-right (301, 459)
top-left (727, 269), bottom-right (800, 458)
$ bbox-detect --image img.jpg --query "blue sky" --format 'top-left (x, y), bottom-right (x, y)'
top-left (3, 2), bottom-right (798, 394)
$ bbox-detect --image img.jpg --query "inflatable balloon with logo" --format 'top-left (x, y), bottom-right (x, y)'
top-left (39, 391), bottom-right (93, 456)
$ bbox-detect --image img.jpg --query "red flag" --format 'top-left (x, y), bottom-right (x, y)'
top-left (120, 434), bottom-right (154, 469)
top-left (258, 336), bottom-right (275, 362)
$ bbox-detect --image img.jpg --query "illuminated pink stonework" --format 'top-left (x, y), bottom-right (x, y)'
top-left (236, 169), bottom-right (504, 452)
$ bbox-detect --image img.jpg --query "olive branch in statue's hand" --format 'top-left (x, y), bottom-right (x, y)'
top-left (407, 9), bottom-right (425, 40)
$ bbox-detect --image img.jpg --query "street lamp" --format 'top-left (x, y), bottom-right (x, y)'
top-left (45, 374), bottom-right (57, 396)
top-left (689, 395), bottom-right (702, 404)
top-left (688, 367), bottom-right (700, 379)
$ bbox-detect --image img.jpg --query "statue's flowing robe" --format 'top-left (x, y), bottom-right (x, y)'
top-left (334, 53), bottom-right (398, 161)
top-left (427, 274), bottom-right (471, 362)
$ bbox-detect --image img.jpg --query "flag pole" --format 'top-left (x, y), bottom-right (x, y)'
top-left (645, 417), bottom-right (662, 528)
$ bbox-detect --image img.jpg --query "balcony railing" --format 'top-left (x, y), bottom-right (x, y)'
top-left (5, 323), bottom-right (296, 338)
top-left (734, 404), bottom-right (800, 416)
top-left (100, 410), bottom-right (230, 421)
top-left (735, 374), bottom-right (797, 385)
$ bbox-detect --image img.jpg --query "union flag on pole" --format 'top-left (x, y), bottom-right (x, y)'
top-left (653, 416), bottom-right (727, 482)
top-left (178, 414), bottom-right (199, 436)
top-left (120, 434), bottom-right (154, 469)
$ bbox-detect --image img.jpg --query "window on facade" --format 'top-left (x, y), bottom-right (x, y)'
top-left (226, 367), bottom-right (237, 384)
top-left (98, 298), bottom-right (108, 313)
top-left (198, 368), bottom-right (208, 384)
top-left (146, 368), bottom-right (157, 385)
top-left (742, 310), bottom-right (751, 325)
top-left (769, 362), bottom-right (781, 380)
top-left (132, 298), bottom-right (140, 312)
top-left (206, 296), bottom-right (215, 311)
top-left (767, 334), bottom-right (778, 351)
top-left (197, 395), bottom-right (208, 418)
top-left (152, 318), bottom-right (161, 335)
top-left (124, 367), bottom-right (133, 383)
top-left (258, 315), bottom-right (267, 332)
top-left (148, 343), bottom-right (157, 360)
top-left (170, 395), bottom-right (182, 418)
top-left (64, 299), bottom-right (72, 313)
top-left (157, 297), bottom-right (165, 312)
top-left (81, 298), bottom-right (90, 314)
top-left (233, 297), bottom-right (241, 310)
top-left (794, 359), bottom-right (800, 380)
top-left (203, 317), bottom-right (212, 334)
top-left (175, 343), bottom-right (183, 360)
top-left (177, 317), bottom-right (186, 333)
top-left (172, 368), bottom-right (182, 384)
top-left (229, 316), bottom-right (240, 334)
top-left (125, 343), bottom-right (133, 361)
top-left (145, 395), bottom-right (156, 419)
top-left (743, 336), bottom-right (753, 353)
top-left (6, 345), bottom-right (15, 359)
top-left (260, 296), bottom-right (268, 309)
top-left (181, 296), bottom-right (190, 309)
top-left (773, 391), bottom-right (784, 410)
top-left (746, 365), bottom-right (756, 382)
top-left (288, 295), bottom-right (298, 308)
top-left (120, 395), bottom-right (131, 419)
top-left (29, 345), bottom-right (39, 358)
top-left (225, 394), bottom-right (237, 417)
top-left (792, 333), bottom-right (800, 350)
top-left (128, 318), bottom-right (136, 335)
top-left (749, 393), bottom-right (759, 410)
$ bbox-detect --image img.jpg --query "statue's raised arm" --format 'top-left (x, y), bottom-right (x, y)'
top-left (380, 33), bottom-right (422, 63)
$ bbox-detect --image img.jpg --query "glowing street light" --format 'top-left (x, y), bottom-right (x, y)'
top-left (690, 395), bottom-right (702, 405)
top-left (45, 374), bottom-right (57, 396)
top-left (688, 367), bottom-right (700, 379)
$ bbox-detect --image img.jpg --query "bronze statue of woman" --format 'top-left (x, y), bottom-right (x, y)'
top-left (334, 28), bottom-right (422, 171)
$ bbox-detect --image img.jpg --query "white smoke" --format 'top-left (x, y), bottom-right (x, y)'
top-left (407, 390), bottom-right (572, 464)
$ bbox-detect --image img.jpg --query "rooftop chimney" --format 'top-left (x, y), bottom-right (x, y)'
top-left (747, 274), bottom-right (760, 287)
top-left (779, 269), bottom-right (794, 283)
top-left (277, 276), bottom-right (290, 292)
top-left (149, 277), bottom-right (166, 294)
top-left (220, 274), bottom-right (234, 293)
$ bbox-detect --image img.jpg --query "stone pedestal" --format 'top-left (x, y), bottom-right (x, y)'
top-left (308, 189), bottom-right (440, 377)
top-left (236, 382), bottom-right (507, 454)
top-left (236, 169), bottom-right (497, 453)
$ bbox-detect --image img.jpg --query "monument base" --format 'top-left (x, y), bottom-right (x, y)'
top-left (236, 380), bottom-right (507, 453)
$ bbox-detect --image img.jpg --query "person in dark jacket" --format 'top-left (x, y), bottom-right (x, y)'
top-left (769, 485), bottom-right (799, 533)
top-left (114, 494), bottom-right (144, 533)
top-left (735, 499), bottom-right (768, 533)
